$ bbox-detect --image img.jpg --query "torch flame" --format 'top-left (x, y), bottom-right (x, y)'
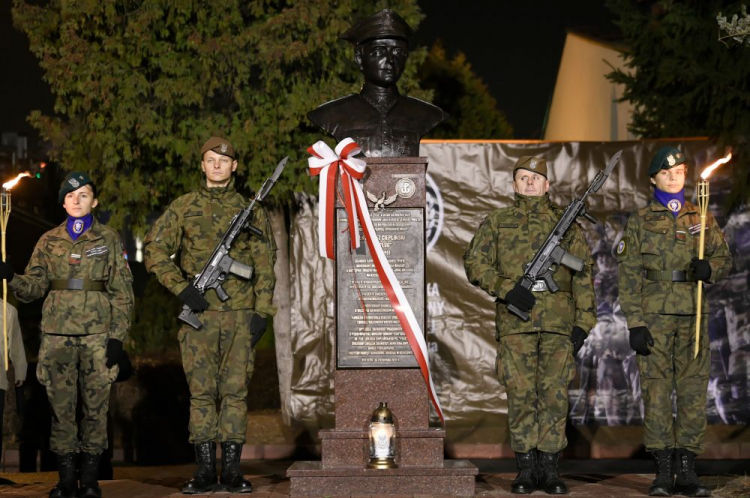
top-left (700, 152), bottom-right (732, 180)
top-left (2, 173), bottom-right (32, 190)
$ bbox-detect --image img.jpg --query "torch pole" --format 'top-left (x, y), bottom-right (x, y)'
top-left (0, 189), bottom-right (10, 371)
top-left (694, 180), bottom-right (709, 359)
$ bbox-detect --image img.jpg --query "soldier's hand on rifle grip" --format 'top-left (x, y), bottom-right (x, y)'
top-left (570, 326), bottom-right (587, 356)
top-left (0, 261), bottom-right (14, 282)
top-left (178, 284), bottom-right (210, 312)
top-left (690, 257), bottom-right (712, 282)
top-left (629, 326), bottom-right (654, 356)
top-left (505, 283), bottom-right (536, 313)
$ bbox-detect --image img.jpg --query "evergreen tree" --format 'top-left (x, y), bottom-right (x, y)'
top-left (12, 0), bottom-right (429, 232)
top-left (606, 0), bottom-right (750, 204)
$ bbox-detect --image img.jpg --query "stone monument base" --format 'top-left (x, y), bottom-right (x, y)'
top-left (287, 459), bottom-right (477, 496)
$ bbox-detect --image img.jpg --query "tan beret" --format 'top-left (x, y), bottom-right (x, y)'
top-left (513, 156), bottom-right (548, 179)
top-left (201, 136), bottom-right (235, 159)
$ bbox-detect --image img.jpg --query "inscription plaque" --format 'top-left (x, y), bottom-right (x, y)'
top-left (336, 207), bottom-right (424, 368)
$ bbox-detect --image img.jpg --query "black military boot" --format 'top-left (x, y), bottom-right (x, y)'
top-left (48, 453), bottom-right (77, 498)
top-left (182, 442), bottom-right (218, 494)
top-left (674, 448), bottom-right (711, 497)
top-left (537, 451), bottom-right (568, 495)
top-left (221, 442), bottom-right (253, 493)
top-left (511, 450), bottom-right (538, 494)
top-left (78, 452), bottom-right (102, 498)
top-left (648, 449), bottom-right (673, 496)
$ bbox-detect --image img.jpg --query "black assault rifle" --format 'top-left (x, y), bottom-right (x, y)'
top-left (178, 156), bottom-right (288, 330)
top-left (507, 150), bottom-right (622, 322)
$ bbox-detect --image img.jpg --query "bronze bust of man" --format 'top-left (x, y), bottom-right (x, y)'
top-left (308, 9), bottom-right (447, 157)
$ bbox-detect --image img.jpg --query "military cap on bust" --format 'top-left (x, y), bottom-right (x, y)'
top-left (513, 156), bottom-right (548, 179)
top-left (58, 171), bottom-right (96, 204)
top-left (340, 9), bottom-right (413, 46)
top-left (648, 146), bottom-right (685, 176)
top-left (201, 136), bottom-right (236, 159)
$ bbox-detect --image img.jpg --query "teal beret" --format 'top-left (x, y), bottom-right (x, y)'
top-left (59, 171), bottom-right (96, 204)
top-left (648, 147), bottom-right (686, 176)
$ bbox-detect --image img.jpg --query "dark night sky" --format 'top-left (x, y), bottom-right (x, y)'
top-left (417, 0), bottom-right (619, 137)
top-left (0, 0), bottom-right (617, 143)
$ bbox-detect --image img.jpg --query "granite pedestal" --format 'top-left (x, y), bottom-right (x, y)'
top-left (287, 158), bottom-right (477, 496)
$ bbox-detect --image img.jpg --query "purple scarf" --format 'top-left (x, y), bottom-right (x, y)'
top-left (653, 188), bottom-right (685, 218)
top-left (67, 213), bottom-right (94, 240)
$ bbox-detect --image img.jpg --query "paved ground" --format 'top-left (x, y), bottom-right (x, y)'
top-left (0, 460), bottom-right (746, 497)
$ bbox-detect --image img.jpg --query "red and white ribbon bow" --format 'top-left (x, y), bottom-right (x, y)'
top-left (308, 138), bottom-right (445, 424)
top-left (307, 138), bottom-right (365, 259)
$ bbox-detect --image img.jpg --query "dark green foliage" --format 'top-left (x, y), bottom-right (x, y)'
top-left (606, 0), bottom-right (750, 206)
top-left (12, 0), bottom-right (429, 234)
top-left (127, 274), bottom-right (181, 354)
top-left (420, 42), bottom-right (513, 140)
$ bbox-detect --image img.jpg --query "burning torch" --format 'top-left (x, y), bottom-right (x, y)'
top-left (1, 173), bottom-right (31, 371)
top-left (694, 152), bottom-right (732, 358)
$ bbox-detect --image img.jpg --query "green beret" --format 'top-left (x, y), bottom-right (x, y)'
top-left (340, 9), bottom-right (413, 46)
top-left (513, 156), bottom-right (548, 179)
top-left (201, 136), bottom-right (236, 159)
top-left (59, 171), bottom-right (96, 204)
top-left (648, 146), bottom-right (685, 176)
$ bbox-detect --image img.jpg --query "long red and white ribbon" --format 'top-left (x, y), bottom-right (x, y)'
top-left (308, 138), bottom-right (445, 424)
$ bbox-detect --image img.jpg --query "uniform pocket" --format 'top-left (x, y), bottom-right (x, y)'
top-left (641, 224), bottom-right (668, 270)
top-left (36, 336), bottom-right (52, 388)
top-left (46, 240), bottom-right (68, 257)
top-left (493, 223), bottom-right (521, 274)
top-left (88, 255), bottom-right (109, 281)
top-left (496, 342), bottom-right (516, 390)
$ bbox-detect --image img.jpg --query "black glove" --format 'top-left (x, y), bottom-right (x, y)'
top-left (105, 339), bottom-right (123, 368)
top-left (115, 350), bottom-right (135, 383)
top-left (505, 283), bottom-right (536, 312)
top-left (629, 326), bottom-right (654, 356)
top-left (178, 284), bottom-right (209, 312)
top-left (0, 261), bottom-right (14, 282)
top-left (250, 314), bottom-right (269, 348)
top-left (570, 326), bottom-right (587, 357)
top-left (690, 257), bottom-right (712, 282)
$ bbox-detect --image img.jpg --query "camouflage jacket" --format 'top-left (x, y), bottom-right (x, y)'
top-left (464, 194), bottom-right (597, 338)
top-left (144, 177), bottom-right (277, 316)
top-left (10, 219), bottom-right (134, 340)
top-left (616, 199), bottom-right (732, 327)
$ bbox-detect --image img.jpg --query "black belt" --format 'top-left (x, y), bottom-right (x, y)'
top-left (643, 270), bottom-right (694, 282)
top-left (50, 279), bottom-right (106, 291)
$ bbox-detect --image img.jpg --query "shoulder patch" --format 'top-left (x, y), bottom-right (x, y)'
top-left (616, 239), bottom-right (627, 257)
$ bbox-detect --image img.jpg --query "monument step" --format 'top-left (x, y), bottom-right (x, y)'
top-left (287, 459), bottom-right (477, 496)
top-left (320, 429), bottom-right (445, 468)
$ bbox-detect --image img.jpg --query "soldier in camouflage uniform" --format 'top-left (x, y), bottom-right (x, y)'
top-left (144, 137), bottom-right (276, 494)
top-left (617, 147), bottom-right (732, 497)
top-left (465, 156), bottom-right (596, 495)
top-left (0, 172), bottom-right (133, 498)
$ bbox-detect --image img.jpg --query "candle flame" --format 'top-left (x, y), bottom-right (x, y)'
top-left (2, 172), bottom-right (31, 190)
top-left (700, 152), bottom-right (732, 180)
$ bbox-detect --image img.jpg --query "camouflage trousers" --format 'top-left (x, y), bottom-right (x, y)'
top-left (178, 309), bottom-right (256, 444)
top-left (638, 313), bottom-right (710, 454)
top-left (36, 333), bottom-right (118, 454)
top-left (497, 332), bottom-right (576, 453)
